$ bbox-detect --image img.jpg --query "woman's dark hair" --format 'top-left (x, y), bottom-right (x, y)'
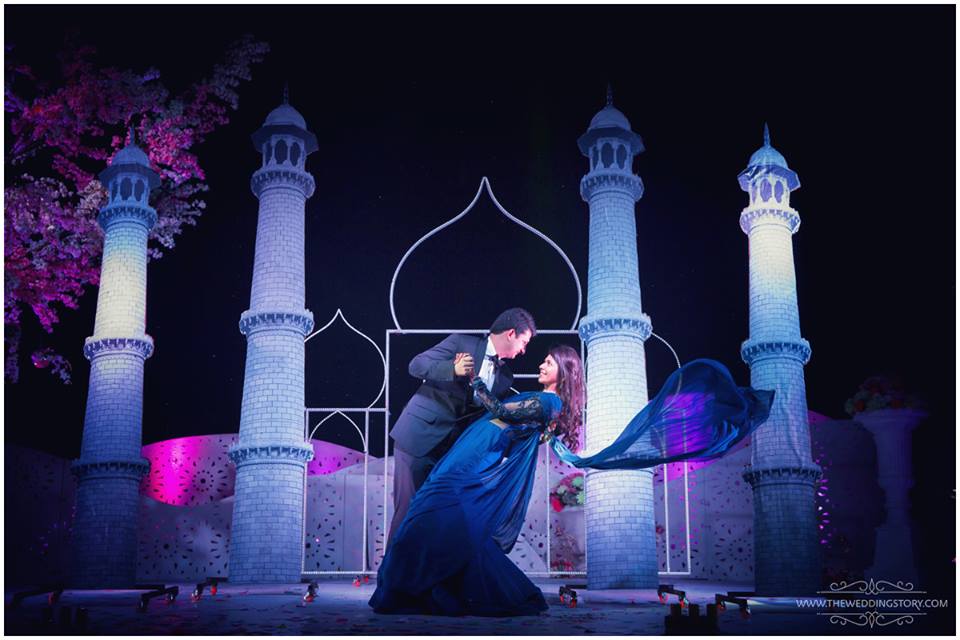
top-left (489, 307), bottom-right (536, 338)
top-left (548, 344), bottom-right (585, 452)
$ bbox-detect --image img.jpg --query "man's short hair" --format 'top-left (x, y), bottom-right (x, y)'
top-left (490, 308), bottom-right (536, 338)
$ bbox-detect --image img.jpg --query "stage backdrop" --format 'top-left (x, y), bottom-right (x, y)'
top-left (5, 409), bottom-right (883, 586)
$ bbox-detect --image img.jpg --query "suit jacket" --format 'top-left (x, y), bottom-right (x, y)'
top-left (390, 333), bottom-right (514, 457)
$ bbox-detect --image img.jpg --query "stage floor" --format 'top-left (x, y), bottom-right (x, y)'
top-left (4, 578), bottom-right (952, 635)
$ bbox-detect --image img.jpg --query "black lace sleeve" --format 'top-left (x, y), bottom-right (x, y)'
top-left (470, 378), bottom-right (547, 425)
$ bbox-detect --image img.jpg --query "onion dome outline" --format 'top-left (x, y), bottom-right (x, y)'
top-left (389, 177), bottom-right (583, 331)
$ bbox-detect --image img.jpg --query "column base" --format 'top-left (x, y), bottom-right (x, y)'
top-left (70, 465), bottom-right (146, 590)
top-left (865, 522), bottom-right (918, 586)
top-left (585, 468), bottom-right (658, 590)
top-left (228, 444), bottom-right (313, 585)
top-left (745, 464), bottom-right (823, 596)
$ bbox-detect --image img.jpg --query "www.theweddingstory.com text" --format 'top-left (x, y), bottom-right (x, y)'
top-left (795, 598), bottom-right (948, 609)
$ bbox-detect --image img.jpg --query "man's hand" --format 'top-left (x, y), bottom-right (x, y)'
top-left (541, 420), bottom-right (558, 443)
top-left (453, 352), bottom-right (475, 378)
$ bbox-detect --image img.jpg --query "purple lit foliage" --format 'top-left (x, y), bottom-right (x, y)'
top-left (4, 175), bottom-right (103, 384)
top-left (30, 347), bottom-right (73, 384)
top-left (4, 37), bottom-right (269, 382)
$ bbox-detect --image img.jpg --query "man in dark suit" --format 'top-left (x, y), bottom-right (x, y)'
top-left (388, 308), bottom-right (536, 543)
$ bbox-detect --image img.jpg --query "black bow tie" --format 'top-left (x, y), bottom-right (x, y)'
top-left (486, 354), bottom-right (504, 370)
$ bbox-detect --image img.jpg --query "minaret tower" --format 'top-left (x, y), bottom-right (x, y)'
top-left (228, 92), bottom-right (317, 583)
top-left (738, 124), bottom-right (821, 595)
top-left (71, 129), bottom-right (158, 587)
top-left (577, 87), bottom-right (658, 588)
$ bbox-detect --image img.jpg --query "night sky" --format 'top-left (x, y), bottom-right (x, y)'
top-left (5, 4), bottom-right (955, 547)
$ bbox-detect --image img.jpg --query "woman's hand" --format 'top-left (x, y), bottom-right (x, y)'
top-left (454, 352), bottom-right (475, 378)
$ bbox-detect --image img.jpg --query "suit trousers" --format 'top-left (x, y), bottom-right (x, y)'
top-left (387, 429), bottom-right (461, 547)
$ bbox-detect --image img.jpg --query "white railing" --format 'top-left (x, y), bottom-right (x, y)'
top-left (300, 177), bottom-right (691, 578)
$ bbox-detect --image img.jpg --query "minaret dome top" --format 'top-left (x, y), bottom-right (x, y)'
top-left (263, 103), bottom-right (307, 129)
top-left (112, 143), bottom-right (150, 167)
top-left (251, 89), bottom-right (318, 155)
top-left (738, 123), bottom-right (800, 192)
top-left (577, 85), bottom-right (643, 156)
top-left (588, 84), bottom-right (633, 131)
top-left (99, 126), bottom-right (160, 188)
top-left (747, 123), bottom-right (790, 170)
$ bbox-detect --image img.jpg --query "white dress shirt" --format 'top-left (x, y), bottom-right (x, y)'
top-left (475, 338), bottom-right (498, 398)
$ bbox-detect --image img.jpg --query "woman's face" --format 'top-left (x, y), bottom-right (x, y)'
top-left (538, 354), bottom-right (560, 387)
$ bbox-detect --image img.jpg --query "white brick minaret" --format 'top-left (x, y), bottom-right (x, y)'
top-left (228, 94), bottom-right (316, 583)
top-left (71, 130), bottom-right (158, 587)
top-left (739, 124), bottom-right (821, 595)
top-left (577, 88), bottom-right (658, 589)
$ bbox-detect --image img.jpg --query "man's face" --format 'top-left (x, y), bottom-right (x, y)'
top-left (502, 329), bottom-right (532, 359)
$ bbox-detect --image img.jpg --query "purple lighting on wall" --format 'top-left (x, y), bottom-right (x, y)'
top-left (139, 435), bottom-right (366, 506)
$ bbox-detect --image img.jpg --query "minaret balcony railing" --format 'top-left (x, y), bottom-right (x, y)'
top-left (238, 309), bottom-right (314, 337)
top-left (578, 313), bottom-right (652, 344)
top-left (740, 337), bottom-right (811, 366)
top-left (83, 335), bottom-right (155, 361)
top-left (579, 171), bottom-right (643, 201)
top-left (742, 464), bottom-right (822, 488)
top-left (227, 443), bottom-right (315, 469)
top-left (71, 457), bottom-right (150, 480)
top-left (97, 203), bottom-right (158, 230)
top-left (250, 166), bottom-right (316, 198)
top-left (739, 206), bottom-right (801, 234)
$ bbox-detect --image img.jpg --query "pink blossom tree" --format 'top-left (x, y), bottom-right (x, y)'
top-left (5, 36), bottom-right (269, 383)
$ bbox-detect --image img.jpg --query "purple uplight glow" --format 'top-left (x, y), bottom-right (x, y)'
top-left (810, 410), bottom-right (835, 547)
top-left (649, 390), bottom-right (740, 482)
top-left (654, 460), bottom-right (710, 483)
top-left (140, 434), bottom-right (367, 506)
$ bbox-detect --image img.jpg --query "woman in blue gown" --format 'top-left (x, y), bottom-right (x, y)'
top-left (369, 345), bottom-right (775, 616)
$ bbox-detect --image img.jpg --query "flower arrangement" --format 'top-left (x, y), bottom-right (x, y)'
top-left (550, 472), bottom-right (584, 512)
top-left (843, 375), bottom-right (925, 416)
top-left (549, 524), bottom-right (584, 572)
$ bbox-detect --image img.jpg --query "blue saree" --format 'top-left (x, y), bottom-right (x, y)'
top-left (369, 358), bottom-right (774, 616)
